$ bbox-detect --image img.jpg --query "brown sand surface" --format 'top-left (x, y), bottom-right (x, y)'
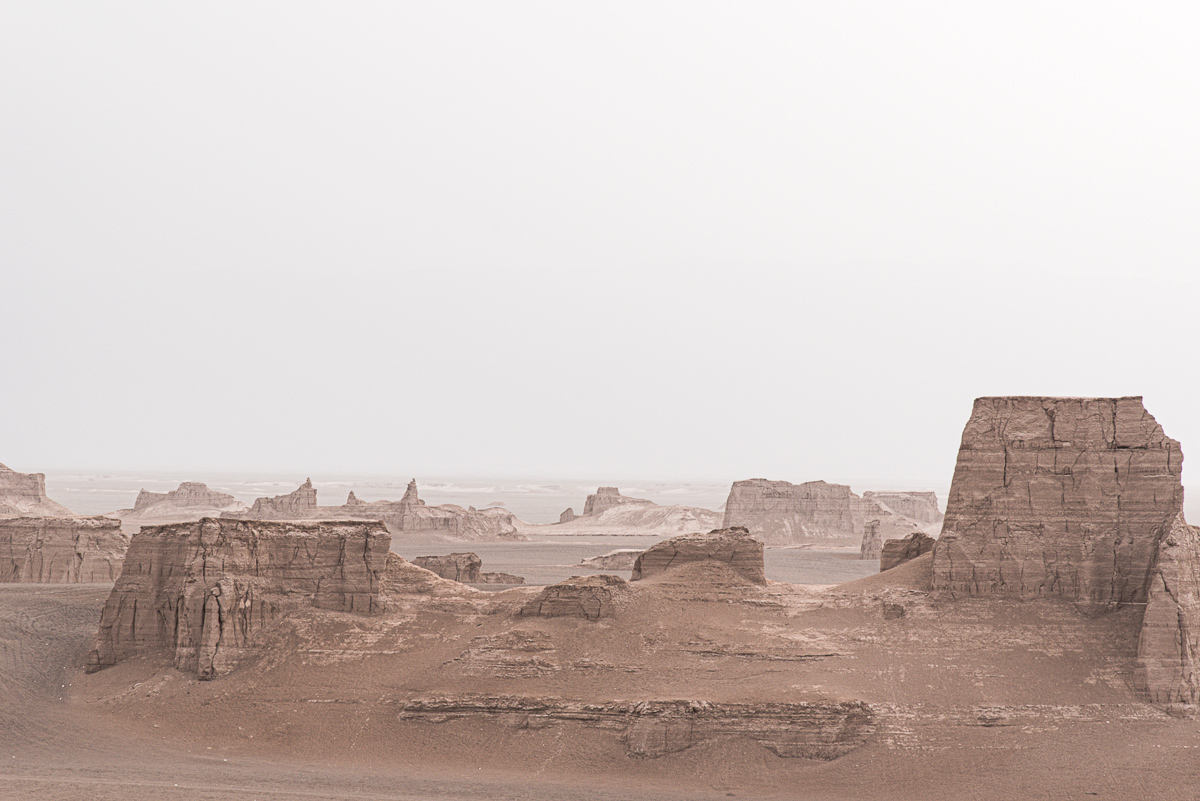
top-left (5, 556), bottom-right (1200, 800)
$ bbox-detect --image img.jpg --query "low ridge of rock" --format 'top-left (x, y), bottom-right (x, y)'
top-left (0, 462), bottom-right (73, 517)
top-left (579, 549), bottom-right (644, 570)
top-left (632, 527), bottom-right (766, 585)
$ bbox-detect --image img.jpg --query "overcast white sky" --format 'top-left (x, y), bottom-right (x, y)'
top-left (1, 2), bottom-right (1196, 487)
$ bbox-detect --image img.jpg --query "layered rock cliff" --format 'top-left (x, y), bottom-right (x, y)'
top-left (0, 463), bottom-right (73, 517)
top-left (1133, 512), bottom-right (1200, 706)
top-left (862, 491), bottom-right (944, 525)
top-left (239, 479), bottom-right (319, 519)
top-left (930, 397), bottom-right (1183, 607)
top-left (722, 479), bottom-right (930, 545)
top-left (115, 482), bottom-right (246, 529)
top-left (632, 527), bottom-right (766, 584)
top-left (86, 518), bottom-right (389, 679)
top-left (880, 531), bottom-right (935, 571)
top-left (0, 516), bottom-right (128, 583)
top-left (583, 487), bottom-right (653, 516)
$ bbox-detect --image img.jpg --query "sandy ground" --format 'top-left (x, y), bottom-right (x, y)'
top-left (4, 553), bottom-right (1200, 800)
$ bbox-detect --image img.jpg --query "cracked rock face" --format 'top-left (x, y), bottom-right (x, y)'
top-left (0, 516), bottom-right (128, 583)
top-left (86, 518), bottom-right (389, 679)
top-left (1134, 513), bottom-right (1200, 705)
top-left (412, 553), bottom-right (483, 583)
top-left (880, 532), bottom-right (936, 572)
top-left (519, 574), bottom-right (629, 620)
top-left (631, 527), bottom-right (766, 585)
top-left (931, 396), bottom-right (1183, 608)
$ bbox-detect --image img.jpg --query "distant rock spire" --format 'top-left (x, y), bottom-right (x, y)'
top-left (400, 479), bottom-right (422, 508)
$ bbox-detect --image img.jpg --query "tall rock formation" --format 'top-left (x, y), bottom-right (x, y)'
top-left (1134, 513), bottom-right (1200, 705)
top-left (0, 463), bottom-right (73, 517)
top-left (930, 397), bottom-right (1183, 607)
top-left (582, 487), bottom-right (653, 516)
top-left (631, 527), bottom-right (766, 585)
top-left (240, 479), bottom-right (319, 519)
top-left (721, 479), bottom-right (928, 545)
top-left (87, 518), bottom-right (389, 679)
top-left (859, 520), bottom-right (881, 561)
top-left (0, 516), bottom-right (128, 583)
top-left (928, 396), bottom-right (1198, 706)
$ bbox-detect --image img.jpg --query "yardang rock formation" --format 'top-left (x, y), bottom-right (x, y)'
top-left (0, 516), bottom-right (128, 583)
top-left (0, 462), bottom-right (73, 517)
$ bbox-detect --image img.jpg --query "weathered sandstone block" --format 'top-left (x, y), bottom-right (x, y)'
top-left (631, 527), bottom-right (766, 585)
top-left (241, 479), bottom-right (319, 519)
top-left (880, 532), bottom-right (936, 571)
top-left (862, 491), bottom-right (943, 525)
top-left (1134, 513), bottom-right (1200, 705)
top-left (413, 553), bottom-right (483, 582)
top-left (582, 487), bottom-right (652, 516)
top-left (722, 479), bottom-right (928, 545)
top-left (859, 520), bottom-right (882, 561)
top-left (0, 463), bottom-right (73, 517)
top-left (133, 482), bottom-right (238, 513)
top-left (579, 549), bottom-right (643, 570)
top-left (930, 397), bottom-right (1183, 607)
top-left (558, 508), bottom-right (576, 524)
top-left (86, 518), bottom-right (389, 679)
top-left (0, 516), bottom-right (128, 583)
top-left (519, 574), bottom-right (628, 619)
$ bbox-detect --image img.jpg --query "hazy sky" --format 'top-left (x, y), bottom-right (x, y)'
top-left (2, 3), bottom-right (1197, 487)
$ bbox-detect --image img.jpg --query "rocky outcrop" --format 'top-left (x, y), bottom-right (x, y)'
top-left (579, 549), bottom-right (644, 570)
top-left (86, 518), bottom-right (389, 679)
top-left (228, 478), bottom-right (524, 541)
top-left (862, 491), bottom-right (943, 525)
top-left (413, 553), bottom-right (483, 583)
top-left (1134, 513), bottom-right (1200, 705)
top-left (0, 516), bottom-right (128, 583)
top-left (558, 508), bottom-right (576, 524)
top-left (721, 479), bottom-right (926, 546)
top-left (880, 532), bottom-right (935, 571)
top-left (478, 572), bottom-right (524, 584)
top-left (133, 482), bottom-right (238, 513)
top-left (398, 696), bottom-right (875, 760)
top-left (930, 397), bottom-right (1183, 608)
top-left (583, 487), bottom-right (651, 516)
top-left (239, 479), bottom-right (319, 520)
top-left (632, 527), bottom-right (766, 585)
top-left (519, 574), bottom-right (629, 620)
top-left (859, 520), bottom-right (881, 561)
top-left (0, 463), bottom-right (73, 517)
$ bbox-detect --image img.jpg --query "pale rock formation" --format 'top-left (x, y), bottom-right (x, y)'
top-left (400, 479), bottom-right (421, 508)
top-left (519, 574), bottom-right (629, 620)
top-left (0, 463), bottom-right (73, 517)
top-left (115, 482), bottom-right (246, 529)
top-left (86, 518), bottom-right (389, 679)
top-left (721, 479), bottom-right (926, 546)
top-left (478, 571), bottom-right (525, 584)
top-left (583, 487), bottom-right (650, 516)
top-left (632, 527), bottom-right (766, 585)
top-left (931, 397), bottom-right (1183, 607)
top-left (240, 479), bottom-right (319, 520)
top-left (558, 508), bottom-right (576, 524)
top-left (859, 520), bottom-right (881, 561)
top-left (1134, 513), bottom-right (1200, 705)
top-left (0, 516), bottom-right (128, 583)
top-left (862, 491), bottom-right (944, 525)
top-left (413, 553), bottom-right (483, 583)
top-left (579, 549), bottom-right (644, 570)
top-left (345, 491), bottom-right (365, 506)
top-left (880, 531), bottom-right (936, 571)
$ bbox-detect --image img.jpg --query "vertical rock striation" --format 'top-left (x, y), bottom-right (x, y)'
top-left (0, 516), bottom-right (128, 583)
top-left (86, 518), bottom-right (389, 679)
top-left (880, 532), bottom-right (936, 572)
top-left (859, 520), bottom-right (882, 561)
top-left (931, 397), bottom-right (1183, 607)
top-left (631, 527), bottom-right (766, 584)
top-left (1134, 513), bottom-right (1200, 705)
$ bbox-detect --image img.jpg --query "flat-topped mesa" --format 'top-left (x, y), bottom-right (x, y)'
top-left (859, 520), bottom-right (882, 561)
top-left (880, 532), bottom-right (936, 572)
top-left (0, 516), bottom-right (128, 583)
top-left (238, 479), bottom-right (319, 520)
top-left (413, 553), bottom-right (483, 583)
top-left (722, 479), bottom-right (923, 545)
top-left (86, 518), bottom-right (389, 679)
top-left (133, 482), bottom-right (238, 513)
top-left (582, 487), bottom-right (652, 516)
top-left (632, 527), bottom-right (766, 585)
top-left (931, 397), bottom-right (1184, 608)
top-left (861, 491), bottom-right (943, 525)
top-left (0, 462), bottom-right (73, 517)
